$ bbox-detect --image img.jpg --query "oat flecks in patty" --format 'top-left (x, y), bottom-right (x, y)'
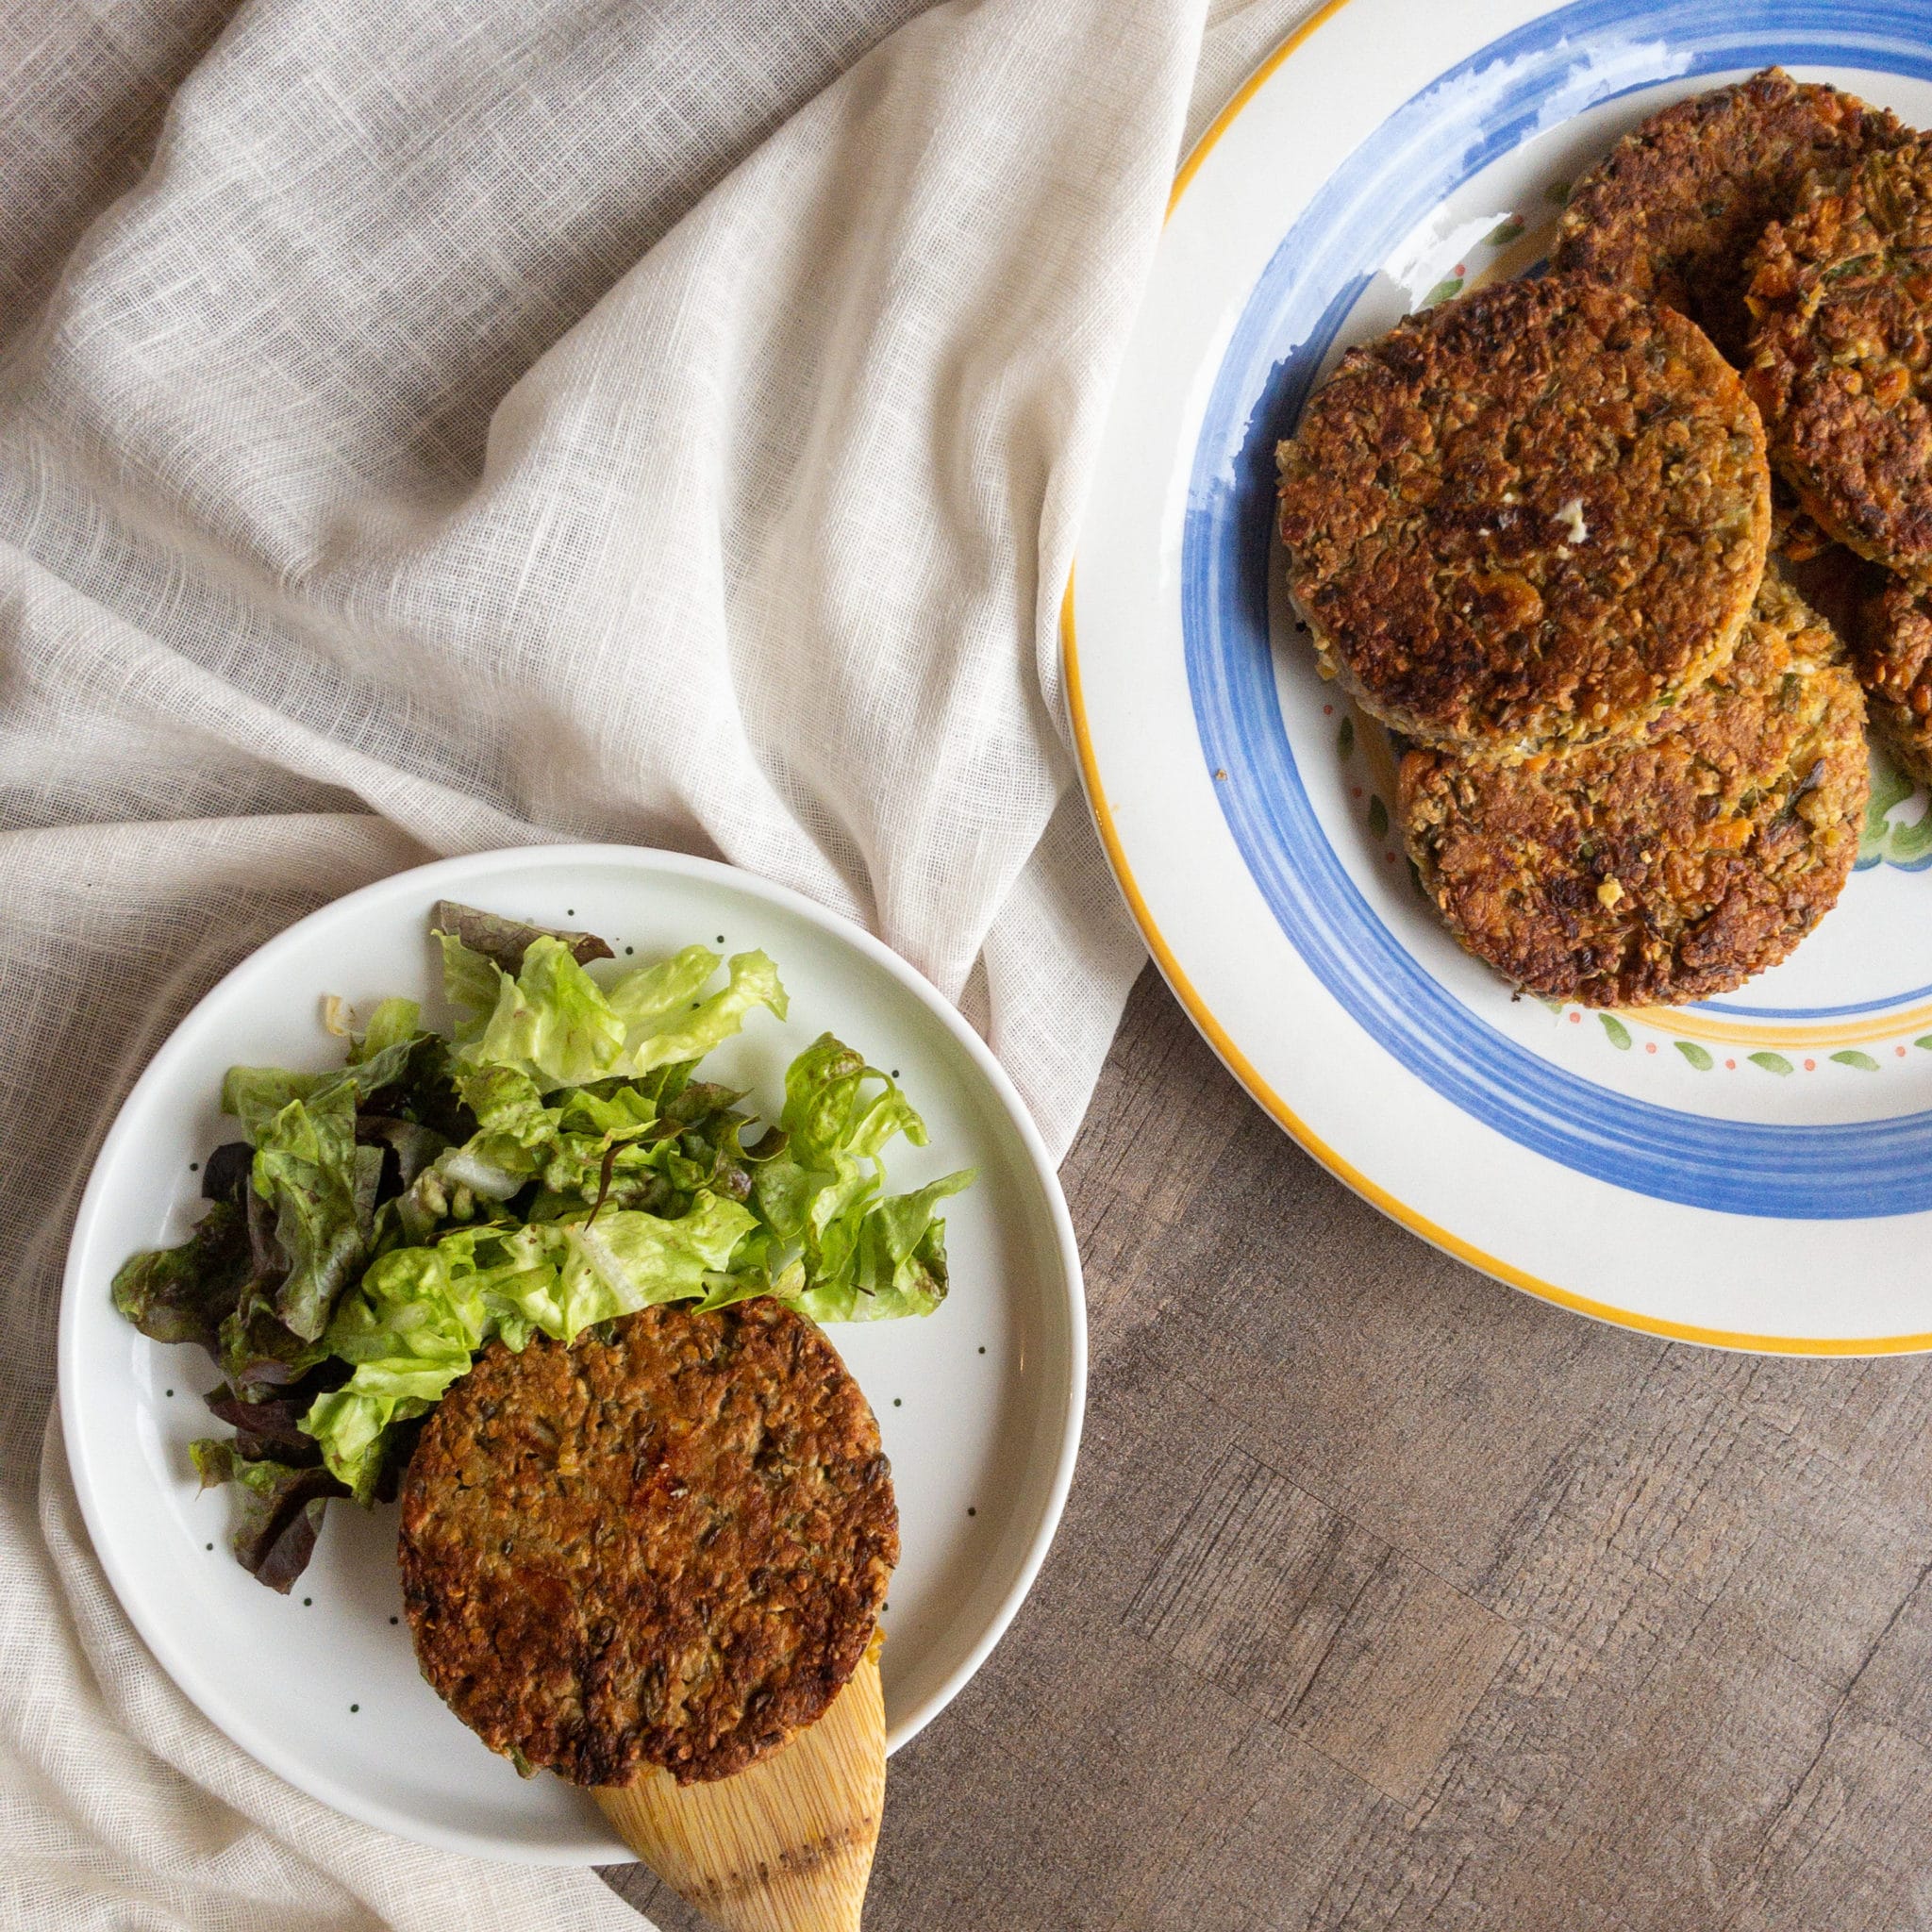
top-left (1857, 578), bottom-right (1932, 788)
top-left (398, 1300), bottom-right (896, 1788)
top-left (1398, 573), bottom-right (1868, 1007)
top-left (1746, 135), bottom-right (1932, 575)
top-left (1276, 274), bottom-right (1770, 760)
top-left (1554, 67), bottom-right (1905, 363)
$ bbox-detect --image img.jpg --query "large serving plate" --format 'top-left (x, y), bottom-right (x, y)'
top-left (1069, 0), bottom-right (1932, 1349)
top-left (58, 845), bottom-right (1083, 1860)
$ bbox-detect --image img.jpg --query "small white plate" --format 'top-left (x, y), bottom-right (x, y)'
top-left (58, 845), bottom-right (1084, 1862)
top-left (1069, 0), bottom-right (1932, 1351)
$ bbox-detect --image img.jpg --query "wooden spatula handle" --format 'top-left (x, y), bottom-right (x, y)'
top-left (595, 1648), bottom-right (886, 1932)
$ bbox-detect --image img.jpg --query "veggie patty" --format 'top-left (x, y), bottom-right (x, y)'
top-left (1746, 134), bottom-right (1932, 575)
top-left (1554, 67), bottom-right (1904, 363)
top-left (1398, 572), bottom-right (1867, 1005)
top-left (399, 1301), bottom-right (896, 1787)
top-left (1276, 274), bottom-right (1770, 759)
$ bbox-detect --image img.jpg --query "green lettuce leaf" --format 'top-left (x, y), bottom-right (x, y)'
top-left (379, 1061), bottom-right (550, 1241)
top-left (606, 947), bottom-right (789, 1073)
top-left (603, 945), bottom-right (722, 1043)
top-left (378, 1058), bottom-right (769, 1258)
top-left (349, 996), bottom-right (421, 1063)
top-left (789, 1169), bottom-right (975, 1324)
top-left (751, 1033), bottom-right (973, 1320)
top-left (437, 932), bottom-right (786, 1093)
top-left (437, 926), bottom-right (506, 1032)
top-left (444, 935), bottom-right (626, 1089)
top-left (257, 1086), bottom-right (383, 1343)
top-left (220, 1064), bottom-right (323, 1139)
top-left (306, 1191), bottom-right (758, 1494)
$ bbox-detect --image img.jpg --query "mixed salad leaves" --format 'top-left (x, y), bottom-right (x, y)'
top-left (112, 901), bottom-right (973, 1591)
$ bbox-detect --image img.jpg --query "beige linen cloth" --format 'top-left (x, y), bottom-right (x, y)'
top-left (1, 0), bottom-right (1317, 1924)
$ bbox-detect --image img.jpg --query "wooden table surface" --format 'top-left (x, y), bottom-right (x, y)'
top-left (618, 966), bottom-right (1932, 1932)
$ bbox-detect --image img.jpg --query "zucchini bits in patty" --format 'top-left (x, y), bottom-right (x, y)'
top-left (1276, 274), bottom-right (1770, 759)
top-left (1397, 574), bottom-right (1868, 1007)
top-left (1745, 135), bottom-right (1932, 575)
top-left (1554, 68), bottom-right (1904, 363)
top-left (399, 1300), bottom-right (896, 1787)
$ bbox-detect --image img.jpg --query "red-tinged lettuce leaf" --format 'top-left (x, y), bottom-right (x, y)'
top-left (187, 1034), bottom-right (454, 1385)
top-left (189, 1438), bottom-right (349, 1591)
top-left (431, 899), bottom-right (614, 971)
top-left (202, 1375), bottom-right (341, 1465)
top-left (372, 1413), bottom-right (426, 1506)
top-left (219, 1030), bottom-right (425, 1141)
top-left (349, 1026), bottom-right (476, 1147)
top-left (200, 1140), bottom-right (255, 1208)
top-left (217, 1295), bottom-right (330, 1400)
top-left (109, 1199), bottom-right (252, 1354)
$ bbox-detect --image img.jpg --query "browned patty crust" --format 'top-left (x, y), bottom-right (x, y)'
top-left (1398, 572), bottom-right (1867, 1006)
top-left (399, 1301), bottom-right (896, 1787)
top-left (1746, 135), bottom-right (1932, 575)
top-left (1276, 274), bottom-right (1770, 759)
top-left (1857, 576), bottom-right (1932, 786)
top-left (1554, 68), bottom-right (1904, 363)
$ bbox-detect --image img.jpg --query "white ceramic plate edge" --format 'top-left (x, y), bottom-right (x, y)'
top-left (58, 843), bottom-right (1086, 1861)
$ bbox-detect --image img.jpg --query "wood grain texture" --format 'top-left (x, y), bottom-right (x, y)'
top-left (596, 1648), bottom-right (884, 1932)
top-left (608, 968), bottom-right (1932, 1930)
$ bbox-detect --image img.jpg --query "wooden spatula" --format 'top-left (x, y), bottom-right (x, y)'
top-left (595, 1641), bottom-right (886, 1932)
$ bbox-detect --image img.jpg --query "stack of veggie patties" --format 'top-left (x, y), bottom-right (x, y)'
top-left (1275, 68), bottom-right (1913, 1008)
